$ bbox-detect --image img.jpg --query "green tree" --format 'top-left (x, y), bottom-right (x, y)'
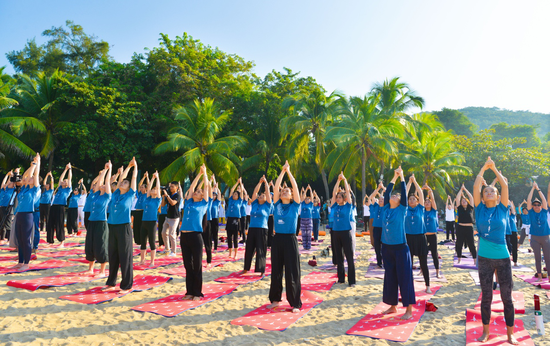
top-left (6, 20), bottom-right (110, 77)
top-left (371, 77), bottom-right (425, 115)
top-left (325, 94), bottom-right (405, 202)
top-left (154, 98), bottom-right (247, 184)
top-left (490, 122), bottom-right (541, 148)
top-left (280, 89), bottom-right (342, 199)
top-left (432, 108), bottom-right (476, 137)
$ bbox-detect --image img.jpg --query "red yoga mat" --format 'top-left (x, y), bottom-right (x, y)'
top-left (0, 254), bottom-right (36, 262)
top-left (231, 290), bottom-right (323, 331)
top-left (59, 275), bottom-right (172, 304)
top-left (214, 264), bottom-right (272, 285)
top-left (474, 291), bottom-right (525, 314)
top-left (514, 274), bottom-right (550, 289)
top-left (37, 249), bottom-right (85, 258)
top-left (7, 269), bottom-right (109, 291)
top-left (159, 260), bottom-right (223, 277)
top-left (131, 283), bottom-right (238, 317)
top-left (39, 242), bottom-right (84, 249)
top-left (301, 271), bottom-right (338, 292)
top-left (346, 300), bottom-right (426, 342)
top-left (0, 259), bottom-right (77, 275)
top-left (132, 256), bottom-right (182, 270)
top-left (67, 257), bottom-right (91, 264)
top-left (465, 309), bottom-right (534, 345)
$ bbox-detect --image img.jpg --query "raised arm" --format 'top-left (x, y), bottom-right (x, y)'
top-left (96, 168), bottom-right (107, 193)
top-left (510, 201), bottom-right (516, 215)
top-left (462, 185), bottom-right (474, 207)
top-left (32, 154), bottom-right (40, 187)
top-left (285, 163), bottom-right (300, 203)
top-left (344, 177), bottom-right (352, 204)
top-left (117, 161), bottom-right (133, 190)
top-left (138, 172), bottom-right (148, 190)
top-left (1, 171), bottom-right (11, 189)
top-left (185, 169), bottom-right (204, 199)
top-left (527, 185), bottom-right (535, 210)
top-left (251, 180), bottom-right (262, 203)
top-left (130, 158), bottom-right (138, 192)
top-left (105, 162), bottom-right (112, 194)
top-left (489, 161), bottom-right (508, 206)
top-left (273, 166), bottom-right (286, 203)
top-left (146, 171), bottom-right (155, 197)
top-left (229, 179), bottom-right (240, 197)
top-left (202, 166), bottom-right (210, 202)
top-left (425, 184), bottom-right (436, 209)
top-left (411, 175), bottom-right (424, 206)
top-left (331, 174), bottom-right (343, 205)
top-left (530, 182), bottom-right (548, 209)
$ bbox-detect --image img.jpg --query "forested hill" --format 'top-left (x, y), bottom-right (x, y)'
top-left (459, 107), bottom-right (550, 137)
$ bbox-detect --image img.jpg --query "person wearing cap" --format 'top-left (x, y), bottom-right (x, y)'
top-left (517, 200), bottom-right (530, 246)
top-left (526, 182), bottom-right (550, 281)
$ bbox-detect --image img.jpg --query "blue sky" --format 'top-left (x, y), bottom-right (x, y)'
top-left (1, 0), bottom-right (549, 113)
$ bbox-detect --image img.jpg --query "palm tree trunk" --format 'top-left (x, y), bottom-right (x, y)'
top-left (48, 150), bottom-right (54, 172)
top-left (264, 156), bottom-right (271, 178)
top-left (361, 148), bottom-right (366, 205)
top-left (321, 168), bottom-right (330, 201)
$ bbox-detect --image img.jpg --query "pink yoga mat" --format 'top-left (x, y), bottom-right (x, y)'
top-left (465, 309), bottom-right (534, 345)
top-left (365, 263), bottom-right (384, 279)
top-left (7, 269), bottom-right (109, 291)
top-left (346, 300), bottom-right (426, 342)
top-left (231, 290), bottom-right (323, 331)
top-left (39, 242), bottom-right (84, 249)
top-left (514, 274), bottom-right (550, 289)
top-left (59, 275), bottom-right (172, 304)
top-left (453, 257), bottom-right (477, 270)
top-left (37, 249), bottom-right (85, 258)
top-left (0, 254), bottom-right (36, 262)
top-left (0, 259), bottom-right (77, 275)
top-left (159, 261), bottom-right (222, 277)
top-left (132, 256), bottom-right (182, 270)
top-left (215, 264), bottom-right (272, 285)
top-left (474, 291), bottom-right (525, 314)
top-left (301, 271), bottom-right (338, 292)
top-left (131, 283), bottom-right (238, 317)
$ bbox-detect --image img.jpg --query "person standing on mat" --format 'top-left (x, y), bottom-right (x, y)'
top-left (10, 154), bottom-right (41, 271)
top-left (300, 185), bottom-right (314, 250)
top-left (39, 172), bottom-right (54, 235)
top-left (381, 166), bottom-right (416, 320)
top-left (132, 172), bottom-right (149, 246)
top-left (369, 183), bottom-right (385, 268)
top-left (180, 164), bottom-right (210, 301)
top-left (210, 183), bottom-right (221, 252)
top-left (455, 184), bottom-right (477, 264)
top-left (445, 195), bottom-right (456, 241)
top-left (517, 201), bottom-right (530, 247)
top-left (160, 180), bottom-right (181, 257)
top-left (48, 163), bottom-right (72, 247)
top-left (226, 179), bottom-right (244, 259)
top-left (239, 185), bottom-right (249, 244)
top-left (423, 183), bottom-right (440, 279)
top-left (86, 162), bottom-right (112, 277)
top-left (311, 191), bottom-right (321, 242)
top-left (405, 175), bottom-right (431, 294)
top-left (104, 157), bottom-right (138, 294)
top-left (507, 201), bottom-right (519, 267)
top-left (138, 171), bottom-right (161, 267)
top-left (268, 161), bottom-right (302, 313)
top-left (242, 175), bottom-right (272, 275)
top-left (66, 182), bottom-right (82, 237)
top-left (201, 176), bottom-right (215, 264)
top-left (473, 157), bottom-right (517, 345)
top-left (526, 182), bottom-right (550, 281)
top-left (330, 172), bottom-right (356, 287)
top-left (0, 170), bottom-right (17, 245)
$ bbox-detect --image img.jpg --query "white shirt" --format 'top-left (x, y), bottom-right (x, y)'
top-left (245, 204), bottom-right (252, 216)
top-left (363, 205), bottom-right (370, 216)
top-left (445, 208), bottom-right (455, 221)
top-left (78, 195), bottom-right (87, 207)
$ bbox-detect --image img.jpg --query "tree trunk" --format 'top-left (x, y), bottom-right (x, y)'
top-left (48, 150), bottom-right (54, 173)
top-left (361, 148), bottom-right (367, 206)
top-left (264, 155), bottom-right (271, 179)
top-left (321, 168), bottom-right (330, 202)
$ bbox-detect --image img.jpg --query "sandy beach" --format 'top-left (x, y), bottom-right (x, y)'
top-left (0, 227), bottom-right (549, 346)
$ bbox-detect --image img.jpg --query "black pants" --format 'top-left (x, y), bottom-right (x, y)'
top-left (85, 220), bottom-right (109, 263)
top-left (39, 204), bottom-right (50, 233)
top-left (445, 221), bottom-right (455, 241)
top-left (239, 216), bottom-right (247, 242)
top-left (478, 256), bottom-right (514, 327)
top-left (456, 224), bottom-right (477, 259)
top-left (47, 205), bottom-right (66, 243)
top-left (267, 215), bottom-right (274, 247)
top-left (140, 221), bottom-right (157, 251)
top-left (373, 226), bottom-right (383, 267)
top-left (269, 233), bottom-right (302, 309)
top-left (0, 206), bottom-right (13, 240)
top-left (332, 230), bottom-right (356, 285)
top-left (106, 223), bottom-right (134, 290)
top-left (210, 218), bottom-right (219, 250)
top-left (66, 208), bottom-right (78, 235)
top-left (507, 232), bottom-right (518, 263)
top-left (363, 216), bottom-right (370, 231)
top-left (226, 217), bottom-right (240, 249)
top-left (181, 232), bottom-right (204, 297)
top-left (158, 214), bottom-right (166, 247)
top-left (426, 233), bottom-right (440, 269)
top-left (244, 227), bottom-right (268, 273)
top-left (15, 212), bottom-right (33, 264)
top-left (295, 216), bottom-right (301, 236)
top-left (131, 210), bottom-right (143, 245)
top-left (84, 211), bottom-right (90, 230)
top-left (202, 215), bottom-right (212, 263)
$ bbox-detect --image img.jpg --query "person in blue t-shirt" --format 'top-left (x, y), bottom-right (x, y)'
top-left (239, 185), bottom-right (249, 244)
top-left (526, 182), bottom-right (550, 281)
top-left (268, 161), bottom-right (302, 313)
top-left (242, 176), bottom-right (272, 275)
top-left (85, 162), bottom-right (112, 277)
top-left (517, 201), bottom-right (530, 246)
top-left (423, 183), bottom-right (440, 279)
top-left (131, 172), bottom-right (149, 246)
top-left (330, 173), bottom-right (356, 287)
top-left (47, 163), bottom-right (72, 247)
top-left (473, 157), bottom-right (516, 345)
top-left (299, 185), bottom-right (314, 250)
top-left (226, 178), bottom-right (244, 258)
top-left (0, 169), bottom-right (19, 244)
top-left (104, 157), bottom-right (138, 294)
top-left (201, 175), bottom-right (217, 264)
top-left (11, 154), bottom-right (41, 271)
top-left (506, 201), bottom-right (519, 266)
top-left (180, 164), bottom-right (210, 301)
top-left (311, 191), bottom-right (321, 241)
top-left (405, 175), bottom-right (431, 293)
top-left (66, 181), bottom-right (83, 236)
top-left (210, 185), bottom-right (221, 251)
top-left (138, 171), bottom-right (162, 267)
top-left (368, 183), bottom-right (385, 268)
top-left (380, 166), bottom-right (416, 321)
top-left (39, 172), bottom-right (54, 234)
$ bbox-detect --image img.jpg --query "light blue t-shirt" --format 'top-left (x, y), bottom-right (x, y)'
top-left (249, 200), bottom-right (272, 229)
top-left (227, 198), bottom-right (243, 218)
top-left (89, 193), bottom-right (111, 222)
top-left (142, 196), bottom-right (161, 222)
top-left (134, 191), bottom-right (147, 210)
top-left (206, 198), bottom-right (213, 221)
top-left (0, 187), bottom-right (15, 207)
top-left (107, 188), bottom-right (136, 225)
top-left (424, 209), bottom-right (438, 233)
top-left (370, 203), bottom-right (383, 228)
top-left (312, 205), bottom-right (320, 219)
top-left (160, 204), bottom-right (167, 215)
top-left (508, 214), bottom-right (518, 233)
top-left (476, 202), bottom-right (508, 249)
top-left (39, 189), bottom-right (53, 205)
top-left (211, 199), bottom-right (221, 219)
top-left (240, 201), bottom-right (247, 218)
top-left (180, 198), bottom-right (209, 232)
top-left (52, 187), bottom-right (71, 206)
top-left (331, 202), bottom-right (353, 231)
top-left (528, 208), bottom-right (550, 236)
top-left (83, 191), bottom-right (98, 213)
top-left (300, 201), bottom-right (314, 219)
top-left (273, 201), bottom-right (300, 234)
top-left (381, 205), bottom-right (407, 245)
top-left (68, 194), bottom-right (80, 208)
top-left (15, 186), bottom-right (41, 213)
top-left (520, 213), bottom-right (530, 225)
top-left (405, 205), bottom-right (426, 235)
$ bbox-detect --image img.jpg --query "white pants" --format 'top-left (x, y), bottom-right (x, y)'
top-left (350, 222), bottom-right (356, 258)
top-left (162, 218), bottom-right (180, 254)
top-left (78, 207), bottom-right (85, 227)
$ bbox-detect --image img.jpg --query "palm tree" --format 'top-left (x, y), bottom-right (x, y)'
top-left (325, 94), bottom-right (405, 202)
top-left (0, 67), bottom-right (37, 161)
top-left (400, 113), bottom-right (472, 196)
top-left (154, 98), bottom-right (247, 184)
top-left (0, 71), bottom-right (70, 170)
top-left (280, 89), bottom-right (343, 199)
top-left (371, 77), bottom-right (425, 115)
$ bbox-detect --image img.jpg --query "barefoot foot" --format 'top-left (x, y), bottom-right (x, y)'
top-left (382, 306), bottom-right (397, 315)
top-left (400, 311), bottom-right (413, 320)
top-left (267, 302), bottom-right (280, 309)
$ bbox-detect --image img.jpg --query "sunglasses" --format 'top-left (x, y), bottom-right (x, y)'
top-left (533, 204), bottom-right (542, 207)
